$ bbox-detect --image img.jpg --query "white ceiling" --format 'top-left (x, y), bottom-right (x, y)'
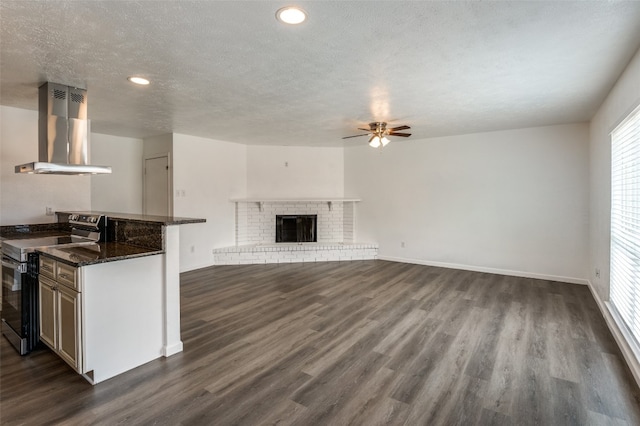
top-left (2, 1), bottom-right (640, 147)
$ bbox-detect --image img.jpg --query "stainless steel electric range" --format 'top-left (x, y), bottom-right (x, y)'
top-left (1, 213), bottom-right (106, 354)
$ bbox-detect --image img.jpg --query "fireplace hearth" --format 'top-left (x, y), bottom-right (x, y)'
top-left (276, 215), bottom-right (317, 243)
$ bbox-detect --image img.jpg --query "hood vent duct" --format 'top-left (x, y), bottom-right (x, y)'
top-left (15, 82), bottom-right (112, 175)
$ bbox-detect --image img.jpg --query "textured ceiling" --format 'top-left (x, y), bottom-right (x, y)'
top-left (2, 1), bottom-right (640, 147)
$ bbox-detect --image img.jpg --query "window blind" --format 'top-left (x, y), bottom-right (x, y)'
top-left (611, 103), bottom-right (640, 345)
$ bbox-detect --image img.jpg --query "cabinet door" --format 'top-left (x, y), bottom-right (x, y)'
top-left (57, 285), bottom-right (81, 371)
top-left (38, 278), bottom-right (57, 349)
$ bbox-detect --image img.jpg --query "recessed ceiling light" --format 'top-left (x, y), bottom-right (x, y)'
top-left (127, 76), bottom-right (150, 85)
top-left (276, 6), bottom-right (307, 25)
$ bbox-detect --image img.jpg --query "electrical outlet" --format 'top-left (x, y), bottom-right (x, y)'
top-left (401, 241), bottom-right (405, 248)
top-left (595, 268), bottom-right (601, 278)
top-left (190, 245), bottom-right (195, 253)
top-left (45, 206), bottom-right (54, 216)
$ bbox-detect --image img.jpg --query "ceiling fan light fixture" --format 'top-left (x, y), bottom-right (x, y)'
top-left (343, 121), bottom-right (410, 148)
top-left (276, 6), bottom-right (307, 24)
top-left (369, 135), bottom-right (381, 148)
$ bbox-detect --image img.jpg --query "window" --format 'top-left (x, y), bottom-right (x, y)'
top-left (611, 104), bottom-right (640, 345)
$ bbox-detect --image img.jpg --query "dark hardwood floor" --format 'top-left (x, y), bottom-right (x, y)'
top-left (2, 260), bottom-right (640, 425)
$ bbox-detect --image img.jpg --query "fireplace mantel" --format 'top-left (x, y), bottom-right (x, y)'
top-left (230, 198), bottom-right (361, 202)
top-left (230, 198), bottom-right (361, 212)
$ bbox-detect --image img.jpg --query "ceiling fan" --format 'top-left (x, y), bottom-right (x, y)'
top-left (342, 122), bottom-right (411, 148)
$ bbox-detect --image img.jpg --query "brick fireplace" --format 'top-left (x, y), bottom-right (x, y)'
top-left (235, 200), bottom-right (353, 245)
top-left (212, 199), bottom-right (377, 264)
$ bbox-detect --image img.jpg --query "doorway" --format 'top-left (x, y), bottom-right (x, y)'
top-left (143, 154), bottom-right (171, 216)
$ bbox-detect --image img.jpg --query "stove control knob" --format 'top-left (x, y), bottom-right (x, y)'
top-left (90, 217), bottom-right (97, 223)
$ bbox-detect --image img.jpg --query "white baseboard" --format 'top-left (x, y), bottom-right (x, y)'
top-left (377, 255), bottom-right (589, 285)
top-left (181, 259), bottom-right (223, 273)
top-left (163, 341), bottom-right (184, 357)
top-left (585, 281), bottom-right (640, 388)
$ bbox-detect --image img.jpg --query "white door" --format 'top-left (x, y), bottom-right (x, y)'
top-left (144, 155), bottom-right (170, 216)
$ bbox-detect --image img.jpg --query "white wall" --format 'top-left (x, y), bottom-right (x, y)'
top-left (172, 133), bottom-right (247, 272)
top-left (246, 145), bottom-right (344, 198)
top-left (91, 133), bottom-right (143, 214)
top-left (345, 123), bottom-right (590, 283)
top-left (0, 106), bottom-right (91, 225)
top-left (590, 47), bottom-right (640, 300)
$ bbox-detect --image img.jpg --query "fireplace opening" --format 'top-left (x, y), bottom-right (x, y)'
top-left (276, 215), bottom-right (317, 243)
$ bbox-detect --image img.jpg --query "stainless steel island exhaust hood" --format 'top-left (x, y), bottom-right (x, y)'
top-left (15, 82), bottom-right (112, 175)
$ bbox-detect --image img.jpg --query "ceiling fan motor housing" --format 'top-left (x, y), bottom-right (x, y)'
top-left (370, 122), bottom-right (387, 134)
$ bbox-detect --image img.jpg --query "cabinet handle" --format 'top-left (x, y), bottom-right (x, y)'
top-left (41, 265), bottom-right (53, 271)
top-left (59, 273), bottom-right (71, 280)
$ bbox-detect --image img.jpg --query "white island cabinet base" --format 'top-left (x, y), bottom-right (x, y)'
top-left (80, 254), bottom-right (164, 384)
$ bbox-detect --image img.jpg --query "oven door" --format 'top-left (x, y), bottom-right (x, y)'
top-left (2, 255), bottom-right (28, 353)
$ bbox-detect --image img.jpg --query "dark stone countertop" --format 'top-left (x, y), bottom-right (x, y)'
top-left (0, 223), bottom-right (71, 241)
top-left (38, 242), bottom-right (163, 267)
top-left (56, 211), bottom-right (206, 226)
top-left (1, 230), bottom-right (68, 243)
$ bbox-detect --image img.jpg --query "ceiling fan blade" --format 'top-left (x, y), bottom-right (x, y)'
top-left (342, 133), bottom-right (370, 139)
top-left (388, 132), bottom-right (411, 137)
top-left (389, 125), bottom-right (410, 131)
top-left (357, 127), bottom-right (371, 132)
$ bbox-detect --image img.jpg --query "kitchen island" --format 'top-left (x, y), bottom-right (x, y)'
top-left (37, 211), bottom-right (205, 384)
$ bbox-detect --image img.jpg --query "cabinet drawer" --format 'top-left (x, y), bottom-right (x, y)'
top-left (39, 257), bottom-right (56, 280)
top-left (56, 262), bottom-right (77, 290)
